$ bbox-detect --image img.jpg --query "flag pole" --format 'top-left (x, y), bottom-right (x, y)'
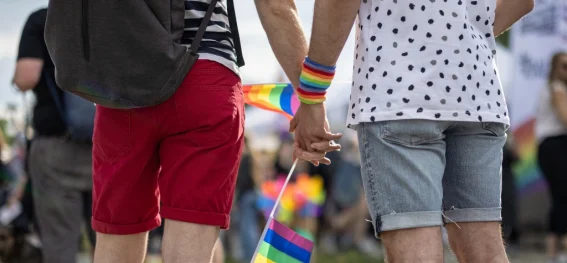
top-left (270, 159), bottom-right (298, 218)
top-left (250, 159), bottom-right (299, 263)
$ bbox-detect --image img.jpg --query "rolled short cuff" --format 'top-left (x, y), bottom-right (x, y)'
top-left (442, 207), bottom-right (502, 223)
top-left (374, 211), bottom-right (443, 237)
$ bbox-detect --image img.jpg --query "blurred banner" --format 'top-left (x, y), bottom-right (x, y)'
top-left (509, 0), bottom-right (567, 228)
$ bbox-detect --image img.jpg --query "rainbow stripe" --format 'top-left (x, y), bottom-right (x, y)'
top-left (243, 84), bottom-right (299, 120)
top-left (512, 118), bottom-right (547, 195)
top-left (297, 57), bottom-right (336, 104)
top-left (254, 218), bottom-right (313, 263)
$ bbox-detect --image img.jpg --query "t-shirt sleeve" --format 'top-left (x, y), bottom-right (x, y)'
top-left (17, 12), bottom-right (45, 60)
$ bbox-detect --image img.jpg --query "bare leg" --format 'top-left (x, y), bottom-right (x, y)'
top-left (93, 232), bottom-right (148, 263)
top-left (161, 219), bottom-right (219, 263)
top-left (381, 227), bottom-right (443, 263)
top-left (212, 239), bottom-right (225, 263)
top-left (546, 234), bottom-right (559, 261)
top-left (446, 222), bottom-right (509, 263)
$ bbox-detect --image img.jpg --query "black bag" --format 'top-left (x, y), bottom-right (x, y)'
top-left (45, 0), bottom-right (221, 109)
top-left (44, 71), bottom-right (95, 141)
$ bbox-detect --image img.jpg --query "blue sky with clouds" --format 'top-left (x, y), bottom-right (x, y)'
top-left (0, 0), bottom-right (356, 116)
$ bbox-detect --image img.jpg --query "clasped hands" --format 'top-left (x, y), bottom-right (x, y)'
top-left (289, 102), bottom-right (343, 166)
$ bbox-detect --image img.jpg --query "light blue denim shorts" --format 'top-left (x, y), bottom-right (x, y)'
top-left (355, 120), bottom-right (508, 236)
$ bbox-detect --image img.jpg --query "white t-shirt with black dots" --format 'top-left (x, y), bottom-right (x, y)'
top-left (347, 0), bottom-right (509, 128)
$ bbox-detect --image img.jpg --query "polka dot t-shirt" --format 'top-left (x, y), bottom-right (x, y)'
top-left (347, 0), bottom-right (509, 127)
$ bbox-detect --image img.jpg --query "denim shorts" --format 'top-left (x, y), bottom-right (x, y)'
top-left (356, 120), bottom-right (508, 236)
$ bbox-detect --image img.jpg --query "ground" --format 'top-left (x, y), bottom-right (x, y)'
top-left (78, 247), bottom-right (547, 263)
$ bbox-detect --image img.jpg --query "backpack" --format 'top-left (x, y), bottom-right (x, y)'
top-left (44, 0), bottom-right (236, 109)
top-left (44, 71), bottom-right (95, 142)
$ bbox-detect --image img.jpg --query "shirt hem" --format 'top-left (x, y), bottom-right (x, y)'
top-left (197, 54), bottom-right (240, 76)
top-left (347, 110), bottom-right (510, 129)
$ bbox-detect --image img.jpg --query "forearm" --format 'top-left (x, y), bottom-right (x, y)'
top-left (308, 0), bottom-right (359, 67)
top-left (255, 0), bottom-right (308, 88)
top-left (493, 0), bottom-right (534, 36)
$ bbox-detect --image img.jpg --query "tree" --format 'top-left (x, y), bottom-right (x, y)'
top-left (496, 31), bottom-right (510, 49)
top-left (0, 119), bottom-right (11, 145)
top-left (5, 103), bottom-right (18, 129)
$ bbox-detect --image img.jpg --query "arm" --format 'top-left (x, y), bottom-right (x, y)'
top-left (550, 82), bottom-right (567, 127)
top-left (13, 11), bottom-right (45, 91)
top-left (254, 0), bottom-right (308, 88)
top-left (307, 0), bottom-right (359, 67)
top-left (13, 59), bottom-right (43, 91)
top-left (289, 0), bottom-right (356, 164)
top-left (493, 0), bottom-right (534, 36)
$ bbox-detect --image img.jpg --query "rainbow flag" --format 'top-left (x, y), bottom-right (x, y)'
top-left (253, 218), bottom-right (314, 263)
top-left (512, 118), bottom-right (546, 195)
top-left (243, 84), bottom-right (299, 120)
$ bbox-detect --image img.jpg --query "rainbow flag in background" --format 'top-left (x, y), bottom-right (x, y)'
top-left (243, 84), bottom-right (299, 120)
top-left (512, 118), bottom-right (547, 195)
top-left (253, 218), bottom-right (314, 263)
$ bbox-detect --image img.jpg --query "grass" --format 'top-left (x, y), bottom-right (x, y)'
top-left (226, 250), bottom-right (383, 263)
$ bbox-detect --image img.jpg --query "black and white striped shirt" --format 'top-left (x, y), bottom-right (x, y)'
top-left (182, 0), bottom-right (238, 74)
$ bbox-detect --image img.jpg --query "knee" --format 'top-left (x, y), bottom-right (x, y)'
top-left (445, 222), bottom-right (508, 263)
top-left (380, 227), bottom-right (443, 263)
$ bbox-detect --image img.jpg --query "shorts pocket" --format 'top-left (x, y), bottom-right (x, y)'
top-left (173, 61), bottom-right (243, 148)
top-left (380, 120), bottom-right (443, 146)
top-left (93, 106), bottom-right (132, 163)
top-left (482, 122), bottom-right (509, 137)
top-left (174, 84), bottom-right (240, 148)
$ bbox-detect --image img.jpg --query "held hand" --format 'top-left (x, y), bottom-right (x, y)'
top-left (293, 141), bottom-right (341, 166)
top-left (289, 103), bottom-right (342, 165)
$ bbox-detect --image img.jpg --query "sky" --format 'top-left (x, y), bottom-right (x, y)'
top-left (0, 0), bottom-right (356, 121)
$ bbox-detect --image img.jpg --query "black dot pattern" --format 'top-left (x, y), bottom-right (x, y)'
top-left (347, 0), bottom-right (507, 126)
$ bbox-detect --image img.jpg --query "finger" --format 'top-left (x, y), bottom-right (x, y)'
top-left (294, 153), bottom-right (319, 166)
top-left (320, 132), bottom-right (344, 141)
top-left (294, 147), bottom-right (326, 161)
top-left (310, 141), bottom-right (342, 152)
top-left (295, 132), bottom-right (308, 152)
top-left (318, 157), bottom-right (332, 165)
top-left (303, 137), bottom-right (315, 152)
top-left (289, 116), bottom-right (298, 132)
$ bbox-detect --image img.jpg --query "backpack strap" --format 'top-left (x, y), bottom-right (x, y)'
top-left (190, 0), bottom-right (220, 54)
top-left (227, 0), bottom-right (245, 67)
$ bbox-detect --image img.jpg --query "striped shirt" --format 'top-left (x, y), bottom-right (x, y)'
top-left (183, 0), bottom-right (239, 74)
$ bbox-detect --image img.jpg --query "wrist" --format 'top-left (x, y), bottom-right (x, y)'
top-left (296, 57), bottom-right (336, 104)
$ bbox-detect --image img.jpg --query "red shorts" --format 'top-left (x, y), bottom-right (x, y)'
top-left (91, 60), bottom-right (244, 235)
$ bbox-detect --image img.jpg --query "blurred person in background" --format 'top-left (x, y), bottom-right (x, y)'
top-left (13, 8), bottom-right (95, 263)
top-left (0, 129), bottom-right (7, 181)
top-left (236, 135), bottom-right (278, 262)
top-left (320, 130), bottom-right (381, 259)
top-left (0, 131), bottom-right (41, 263)
top-left (535, 52), bottom-right (567, 263)
top-left (501, 135), bottom-right (520, 250)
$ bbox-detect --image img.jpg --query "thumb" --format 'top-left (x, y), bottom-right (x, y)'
top-left (289, 116), bottom-right (298, 132)
top-left (321, 132), bottom-right (343, 141)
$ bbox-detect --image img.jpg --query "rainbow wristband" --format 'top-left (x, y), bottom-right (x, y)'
top-left (297, 57), bottom-right (336, 104)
